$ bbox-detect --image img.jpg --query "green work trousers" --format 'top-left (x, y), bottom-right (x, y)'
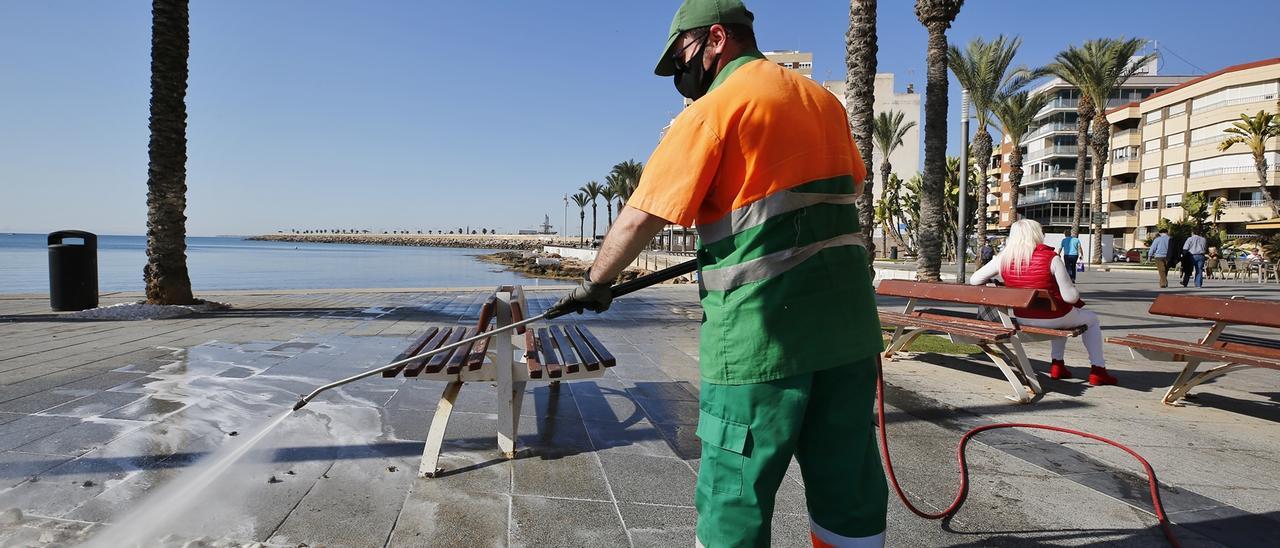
top-left (695, 356), bottom-right (887, 547)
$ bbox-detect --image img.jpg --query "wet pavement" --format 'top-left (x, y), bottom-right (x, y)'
top-left (0, 273), bottom-right (1276, 547)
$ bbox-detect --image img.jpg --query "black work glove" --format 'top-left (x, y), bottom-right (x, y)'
top-left (547, 269), bottom-right (613, 317)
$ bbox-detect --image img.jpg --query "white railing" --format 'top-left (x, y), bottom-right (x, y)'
top-left (1022, 191), bottom-right (1077, 205)
top-left (1224, 199), bottom-right (1270, 208)
top-left (1193, 93), bottom-right (1279, 115)
top-left (1024, 145), bottom-right (1079, 162)
top-left (1027, 169), bottom-right (1080, 182)
top-left (1188, 165), bottom-right (1260, 178)
top-left (1023, 122), bottom-right (1076, 142)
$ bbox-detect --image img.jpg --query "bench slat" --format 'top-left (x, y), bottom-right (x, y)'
top-left (913, 308), bottom-right (1084, 338)
top-left (1148, 295), bottom-right (1280, 329)
top-left (879, 311), bottom-right (1014, 341)
top-left (877, 280), bottom-right (1056, 311)
top-left (1108, 334), bottom-right (1280, 369)
top-left (574, 325), bottom-right (616, 368)
top-left (524, 330), bottom-right (544, 379)
top-left (424, 327), bottom-right (467, 375)
top-left (565, 324), bottom-right (602, 371)
top-left (536, 328), bottom-right (563, 378)
top-left (404, 327), bottom-right (451, 377)
top-left (511, 286), bottom-right (528, 334)
top-left (383, 327), bottom-right (438, 378)
top-left (550, 325), bottom-right (582, 374)
top-left (445, 327), bottom-right (478, 374)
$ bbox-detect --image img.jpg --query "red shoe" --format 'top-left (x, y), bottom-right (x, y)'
top-left (1049, 360), bottom-right (1073, 380)
top-left (1089, 366), bottom-right (1118, 386)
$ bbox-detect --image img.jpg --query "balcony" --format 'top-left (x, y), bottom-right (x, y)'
top-left (1036, 97), bottom-right (1079, 115)
top-left (1108, 183), bottom-right (1140, 202)
top-left (1111, 129), bottom-right (1141, 144)
top-left (1219, 201), bottom-right (1275, 223)
top-left (1023, 122), bottom-right (1076, 142)
top-left (1106, 210), bottom-right (1139, 228)
top-left (1024, 145), bottom-right (1079, 162)
top-left (1026, 169), bottom-right (1081, 183)
top-left (1108, 158), bottom-right (1141, 176)
top-left (1021, 190), bottom-right (1077, 206)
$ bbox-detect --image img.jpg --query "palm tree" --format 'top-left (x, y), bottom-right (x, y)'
top-left (580, 181), bottom-right (603, 239)
top-left (571, 192), bottom-right (590, 246)
top-left (1045, 38), bottom-right (1153, 262)
top-left (949, 35), bottom-right (1026, 257)
top-left (610, 160), bottom-right (644, 201)
top-left (914, 0), bottom-right (964, 281)
top-left (845, 0), bottom-right (878, 261)
top-left (1219, 110), bottom-right (1280, 218)
top-left (600, 183), bottom-right (619, 228)
top-left (144, 0), bottom-right (195, 305)
top-left (873, 111), bottom-right (916, 253)
top-left (993, 90), bottom-right (1054, 221)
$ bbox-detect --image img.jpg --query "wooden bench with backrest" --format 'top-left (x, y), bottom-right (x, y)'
top-left (382, 285), bottom-right (615, 476)
top-left (1106, 295), bottom-right (1280, 405)
top-left (877, 280), bottom-right (1087, 403)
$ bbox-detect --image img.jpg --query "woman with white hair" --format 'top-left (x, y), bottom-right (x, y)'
top-left (969, 219), bottom-right (1117, 385)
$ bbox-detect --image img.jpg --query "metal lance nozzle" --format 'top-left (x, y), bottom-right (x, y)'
top-left (290, 259), bottom-right (698, 412)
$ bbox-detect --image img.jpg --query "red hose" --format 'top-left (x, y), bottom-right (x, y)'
top-left (875, 356), bottom-right (1181, 547)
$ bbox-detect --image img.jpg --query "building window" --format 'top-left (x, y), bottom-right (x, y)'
top-left (1166, 132), bottom-right (1184, 149)
top-left (1143, 167), bottom-right (1160, 182)
top-left (1164, 194), bottom-right (1182, 208)
top-left (1145, 111), bottom-right (1163, 125)
top-left (1001, 211), bottom-right (1010, 222)
top-left (1166, 163), bottom-right (1184, 178)
top-left (1144, 139), bottom-right (1161, 153)
top-left (798, 62), bottom-right (812, 69)
top-left (1168, 103), bottom-right (1186, 117)
top-left (1143, 198), bottom-right (1159, 210)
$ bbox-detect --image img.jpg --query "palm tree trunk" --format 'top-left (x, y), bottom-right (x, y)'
top-left (1255, 152), bottom-right (1280, 218)
top-left (972, 129), bottom-right (992, 265)
top-left (916, 21), bottom-right (949, 281)
top-left (591, 204), bottom-right (598, 238)
top-left (606, 203), bottom-right (614, 228)
top-left (846, 0), bottom-right (878, 266)
top-left (579, 212), bottom-right (585, 246)
top-left (1090, 113), bottom-right (1111, 263)
top-left (144, 0), bottom-right (195, 305)
top-left (1070, 96), bottom-right (1094, 238)
top-left (1008, 145), bottom-right (1024, 220)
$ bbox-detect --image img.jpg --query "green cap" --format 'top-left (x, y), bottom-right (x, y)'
top-left (654, 0), bottom-right (755, 76)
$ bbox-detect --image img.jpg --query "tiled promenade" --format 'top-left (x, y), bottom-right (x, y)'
top-left (0, 270), bottom-right (1276, 547)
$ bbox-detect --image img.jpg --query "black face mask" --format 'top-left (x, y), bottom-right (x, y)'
top-left (673, 35), bottom-right (722, 101)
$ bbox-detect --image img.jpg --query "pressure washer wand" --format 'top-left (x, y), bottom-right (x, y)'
top-left (292, 259), bottom-right (698, 411)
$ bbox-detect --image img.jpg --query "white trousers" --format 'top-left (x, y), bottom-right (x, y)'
top-left (1016, 308), bottom-right (1106, 366)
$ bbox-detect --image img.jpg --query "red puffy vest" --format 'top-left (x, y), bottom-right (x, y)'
top-left (1000, 244), bottom-right (1070, 319)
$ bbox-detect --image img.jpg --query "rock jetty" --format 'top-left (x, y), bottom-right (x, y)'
top-left (248, 233), bottom-right (576, 251)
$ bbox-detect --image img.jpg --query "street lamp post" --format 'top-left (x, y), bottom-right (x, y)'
top-left (562, 194), bottom-right (568, 244)
top-left (958, 88), bottom-right (971, 282)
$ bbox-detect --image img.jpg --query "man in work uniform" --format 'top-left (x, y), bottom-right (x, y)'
top-left (548, 1), bottom-right (888, 545)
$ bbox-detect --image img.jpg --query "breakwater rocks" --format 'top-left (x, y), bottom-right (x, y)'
top-left (248, 233), bottom-right (576, 250)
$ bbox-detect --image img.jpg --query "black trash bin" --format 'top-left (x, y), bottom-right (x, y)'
top-left (48, 230), bottom-right (98, 311)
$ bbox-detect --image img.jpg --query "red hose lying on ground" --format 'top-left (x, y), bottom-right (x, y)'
top-left (874, 356), bottom-right (1182, 547)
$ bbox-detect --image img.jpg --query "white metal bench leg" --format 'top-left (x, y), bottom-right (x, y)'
top-left (1162, 359), bottom-right (1204, 405)
top-left (494, 289), bottom-right (521, 459)
top-left (1005, 338), bottom-right (1042, 394)
top-left (979, 343), bottom-right (1033, 403)
top-left (884, 328), bottom-right (927, 360)
top-left (419, 380), bottom-right (463, 478)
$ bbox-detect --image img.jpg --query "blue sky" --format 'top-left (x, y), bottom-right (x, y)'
top-left (2, 1), bottom-right (1277, 236)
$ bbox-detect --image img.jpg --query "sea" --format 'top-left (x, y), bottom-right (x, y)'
top-left (0, 233), bottom-right (543, 294)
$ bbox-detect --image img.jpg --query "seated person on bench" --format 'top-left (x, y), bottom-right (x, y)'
top-left (969, 219), bottom-right (1118, 386)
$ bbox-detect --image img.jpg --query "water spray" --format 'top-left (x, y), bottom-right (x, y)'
top-left (292, 259), bottom-right (698, 410)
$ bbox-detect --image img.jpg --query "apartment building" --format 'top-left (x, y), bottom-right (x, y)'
top-left (993, 56), bottom-right (1193, 231)
top-left (823, 74), bottom-right (922, 202)
top-left (1102, 58), bottom-right (1280, 249)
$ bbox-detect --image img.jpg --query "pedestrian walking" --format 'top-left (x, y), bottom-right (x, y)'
top-left (549, 2), bottom-right (887, 545)
top-left (1182, 229), bottom-right (1208, 288)
top-left (1058, 229), bottom-right (1082, 282)
top-left (1149, 228), bottom-right (1171, 288)
top-left (979, 240), bottom-right (995, 268)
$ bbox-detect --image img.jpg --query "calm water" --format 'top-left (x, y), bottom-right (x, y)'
top-left (0, 233), bottom-right (542, 294)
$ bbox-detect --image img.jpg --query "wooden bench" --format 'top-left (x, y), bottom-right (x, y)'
top-left (1106, 295), bottom-right (1280, 405)
top-left (383, 285), bottom-right (616, 477)
top-left (877, 280), bottom-right (1086, 403)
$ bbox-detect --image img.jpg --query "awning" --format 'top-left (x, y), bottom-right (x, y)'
top-left (1245, 217), bottom-right (1280, 230)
